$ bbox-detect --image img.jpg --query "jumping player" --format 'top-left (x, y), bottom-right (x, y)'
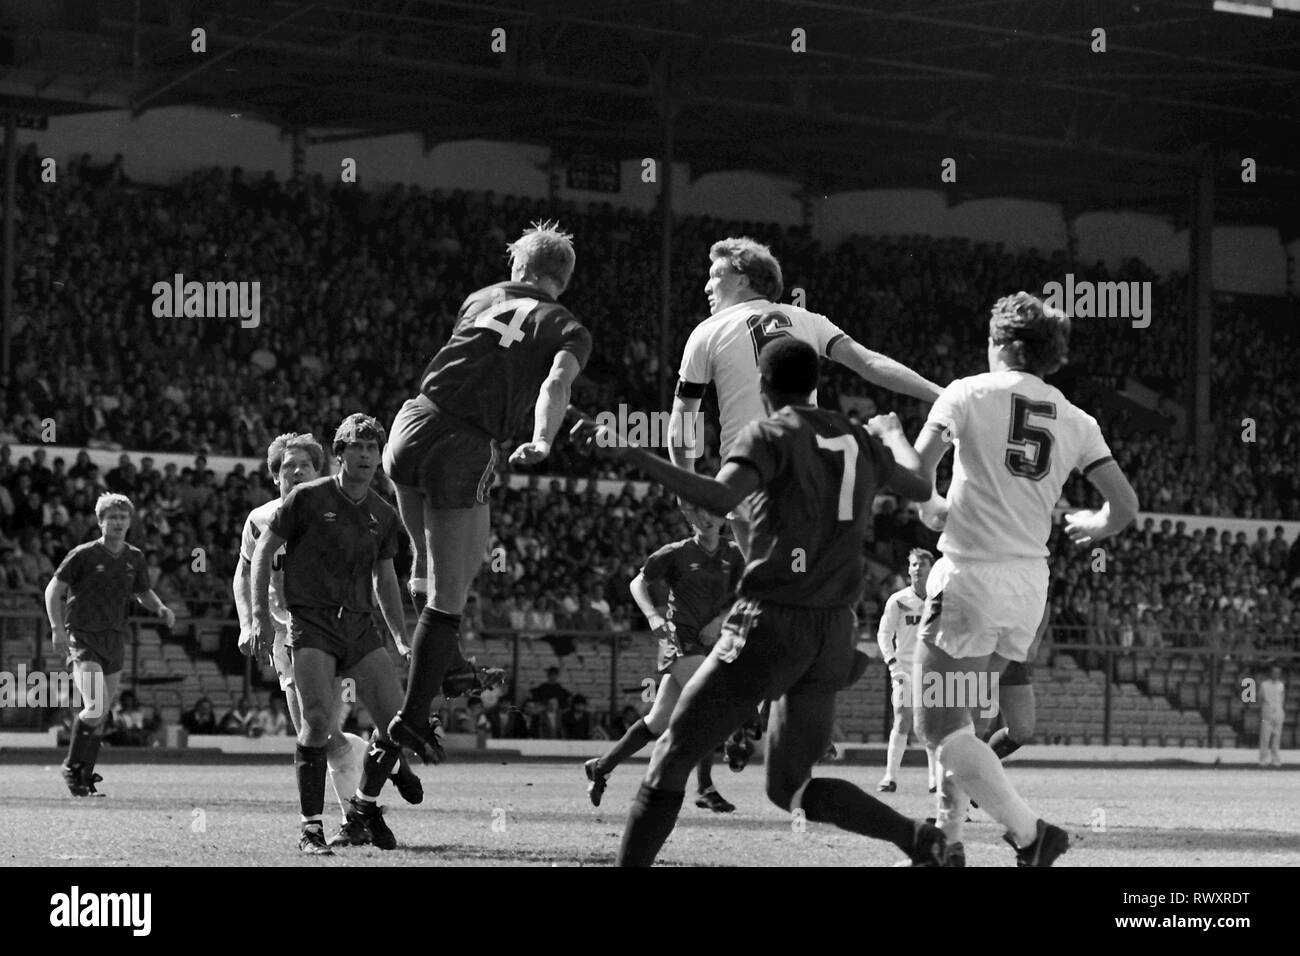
top-left (668, 237), bottom-right (943, 772)
top-left (44, 493), bottom-right (175, 796)
top-left (584, 503), bottom-right (743, 813)
top-left (573, 339), bottom-right (947, 867)
top-left (234, 432), bottom-right (422, 813)
top-left (383, 221), bottom-right (592, 761)
top-left (874, 548), bottom-right (940, 794)
top-left (251, 414), bottom-right (412, 855)
top-left (911, 292), bottom-right (1139, 866)
top-left (667, 236), bottom-right (943, 556)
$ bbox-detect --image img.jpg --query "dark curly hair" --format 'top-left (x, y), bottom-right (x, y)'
top-left (989, 292), bottom-right (1070, 376)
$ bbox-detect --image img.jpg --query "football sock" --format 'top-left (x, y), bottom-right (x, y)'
top-left (936, 765), bottom-right (969, 843)
top-left (400, 606), bottom-right (462, 722)
top-left (295, 743), bottom-right (329, 820)
top-left (797, 778), bottom-right (916, 852)
top-left (695, 752), bottom-right (715, 793)
top-left (411, 587), bottom-right (472, 681)
top-left (596, 718), bottom-right (655, 776)
top-left (359, 736), bottom-right (402, 799)
top-left (938, 732), bottom-right (1038, 846)
top-left (328, 733), bottom-right (367, 816)
top-left (84, 728), bottom-right (104, 775)
top-left (617, 783), bottom-right (685, 867)
top-left (884, 726), bottom-right (907, 781)
top-left (67, 716), bottom-right (96, 767)
top-left (986, 728), bottom-right (1023, 761)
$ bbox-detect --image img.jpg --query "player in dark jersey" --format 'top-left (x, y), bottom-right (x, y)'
top-left (384, 221), bottom-right (592, 761)
top-left (571, 339), bottom-right (947, 867)
top-left (584, 504), bottom-right (743, 813)
top-left (44, 493), bottom-right (175, 797)
top-left (251, 414), bottom-right (412, 855)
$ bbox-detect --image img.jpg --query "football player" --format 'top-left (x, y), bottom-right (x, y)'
top-left (874, 548), bottom-right (940, 794)
top-left (910, 292), bottom-right (1139, 866)
top-left (383, 221), bottom-right (592, 762)
top-left (251, 414), bottom-right (412, 854)
top-left (45, 494), bottom-right (175, 797)
top-left (574, 339), bottom-right (947, 867)
top-left (584, 503), bottom-right (743, 812)
top-left (234, 432), bottom-right (422, 816)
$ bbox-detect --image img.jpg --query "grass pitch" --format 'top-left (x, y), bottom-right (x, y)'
top-left (1, 759), bottom-right (1297, 866)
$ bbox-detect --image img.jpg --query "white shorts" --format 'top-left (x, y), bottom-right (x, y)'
top-left (272, 624), bottom-right (293, 691)
top-left (918, 556), bottom-right (1048, 663)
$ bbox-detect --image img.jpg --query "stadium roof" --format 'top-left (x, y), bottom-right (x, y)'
top-left (4, 0), bottom-right (1300, 234)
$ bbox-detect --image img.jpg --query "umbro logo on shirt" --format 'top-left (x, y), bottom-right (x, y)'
top-left (95, 564), bottom-right (105, 573)
top-left (689, 562), bottom-right (700, 571)
top-left (323, 512), bottom-right (337, 522)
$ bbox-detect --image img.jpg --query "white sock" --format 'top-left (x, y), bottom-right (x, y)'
top-left (884, 727), bottom-right (907, 781)
top-left (939, 731), bottom-right (1038, 846)
top-left (935, 764), bottom-right (969, 844)
top-left (326, 733), bottom-right (367, 818)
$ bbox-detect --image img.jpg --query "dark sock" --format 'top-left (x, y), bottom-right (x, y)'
top-left (616, 783), bottom-right (685, 867)
top-left (401, 607), bottom-right (463, 721)
top-left (390, 751), bottom-right (412, 779)
top-left (84, 730), bottom-right (104, 775)
top-left (800, 777), bottom-right (916, 852)
top-left (295, 744), bottom-right (329, 819)
top-left (596, 719), bottom-right (656, 776)
top-left (412, 588), bottom-right (472, 688)
top-left (66, 717), bottom-right (96, 767)
top-left (360, 737), bottom-right (402, 798)
top-left (987, 728), bottom-right (1022, 760)
top-left (695, 753), bottom-right (715, 792)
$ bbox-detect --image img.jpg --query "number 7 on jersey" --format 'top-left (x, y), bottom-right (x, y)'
top-left (816, 434), bottom-right (858, 521)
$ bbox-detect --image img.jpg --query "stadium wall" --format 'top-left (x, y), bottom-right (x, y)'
top-left (22, 106), bottom-right (1300, 296)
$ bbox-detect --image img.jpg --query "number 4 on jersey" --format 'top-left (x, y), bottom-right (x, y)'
top-left (474, 297), bottom-right (538, 348)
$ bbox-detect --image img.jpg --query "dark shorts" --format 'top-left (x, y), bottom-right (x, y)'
top-left (67, 629), bottom-right (125, 675)
top-left (384, 395), bottom-right (500, 509)
top-left (660, 650), bottom-right (708, 680)
top-left (713, 598), bottom-right (855, 698)
top-left (288, 606), bottom-right (384, 674)
top-left (1001, 659), bottom-right (1033, 686)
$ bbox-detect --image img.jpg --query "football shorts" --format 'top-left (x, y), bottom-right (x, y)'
top-left (66, 628), bottom-right (126, 676)
top-left (384, 395), bottom-right (500, 509)
top-left (271, 624), bottom-right (293, 691)
top-left (288, 606), bottom-right (384, 674)
top-left (917, 556), bottom-right (1048, 663)
top-left (712, 598), bottom-right (855, 697)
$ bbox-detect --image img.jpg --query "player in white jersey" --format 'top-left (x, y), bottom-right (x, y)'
top-left (911, 291), bottom-right (1138, 866)
top-left (668, 237), bottom-right (943, 556)
top-left (873, 548), bottom-right (940, 794)
top-left (233, 433), bottom-right (421, 814)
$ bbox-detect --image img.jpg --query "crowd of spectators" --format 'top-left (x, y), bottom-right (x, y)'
top-left (1, 151), bottom-right (1297, 672)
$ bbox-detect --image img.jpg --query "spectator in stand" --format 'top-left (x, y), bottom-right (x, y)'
top-left (220, 695), bottom-right (257, 736)
top-left (107, 689), bottom-right (158, 746)
top-left (563, 694), bottom-right (593, 740)
top-left (257, 696), bottom-right (290, 737)
top-left (182, 697), bottom-right (217, 735)
top-left (538, 697), bottom-right (565, 739)
top-left (530, 666), bottom-right (571, 709)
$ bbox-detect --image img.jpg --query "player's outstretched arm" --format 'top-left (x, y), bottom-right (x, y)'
top-left (667, 394), bottom-right (703, 471)
top-left (830, 338), bottom-right (943, 404)
top-left (372, 558), bottom-right (410, 657)
top-left (868, 413), bottom-right (932, 501)
top-left (249, 529), bottom-right (284, 658)
top-left (1063, 460), bottom-right (1140, 546)
top-left (232, 558), bottom-right (254, 642)
top-left (509, 351), bottom-right (583, 467)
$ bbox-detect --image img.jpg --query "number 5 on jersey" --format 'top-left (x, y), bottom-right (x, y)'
top-left (474, 297), bottom-right (539, 348)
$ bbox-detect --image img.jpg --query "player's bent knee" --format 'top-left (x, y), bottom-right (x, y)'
top-left (917, 706), bottom-right (972, 748)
